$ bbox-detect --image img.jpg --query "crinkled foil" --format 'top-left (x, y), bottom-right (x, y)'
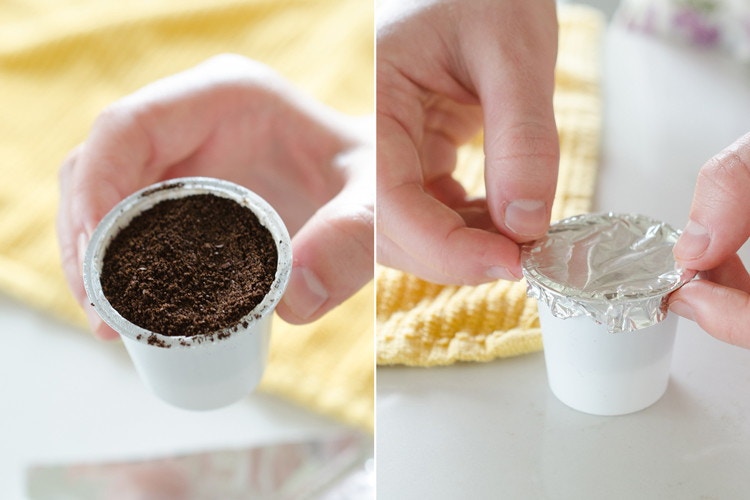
top-left (521, 213), bottom-right (696, 333)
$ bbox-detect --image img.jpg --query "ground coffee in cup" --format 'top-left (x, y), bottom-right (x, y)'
top-left (100, 193), bottom-right (278, 337)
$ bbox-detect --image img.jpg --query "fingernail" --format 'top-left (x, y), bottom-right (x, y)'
top-left (674, 220), bottom-right (710, 262)
top-left (282, 266), bottom-right (328, 321)
top-left (486, 266), bottom-right (519, 281)
top-left (669, 300), bottom-right (695, 322)
top-left (504, 199), bottom-right (548, 237)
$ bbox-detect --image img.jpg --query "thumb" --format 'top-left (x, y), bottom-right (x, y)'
top-left (484, 106), bottom-right (559, 242)
top-left (673, 132), bottom-right (750, 271)
top-left (471, 6), bottom-right (560, 242)
top-left (276, 198), bottom-right (373, 325)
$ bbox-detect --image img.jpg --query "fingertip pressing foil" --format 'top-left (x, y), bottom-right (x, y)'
top-left (521, 213), bottom-right (696, 333)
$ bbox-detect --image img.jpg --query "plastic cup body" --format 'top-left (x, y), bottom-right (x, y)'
top-left (118, 315), bottom-right (272, 410)
top-left (83, 177), bottom-right (292, 410)
top-left (538, 301), bottom-right (678, 416)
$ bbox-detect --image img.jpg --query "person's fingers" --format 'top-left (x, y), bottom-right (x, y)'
top-left (669, 255), bottom-right (750, 347)
top-left (276, 134), bottom-right (375, 324)
top-left (57, 147), bottom-right (85, 304)
top-left (56, 148), bottom-right (121, 340)
top-left (376, 230), bottom-right (513, 285)
top-left (669, 279), bottom-right (750, 349)
top-left (699, 253), bottom-right (750, 293)
top-left (673, 132), bottom-right (750, 271)
top-left (463, 0), bottom-right (560, 242)
top-left (377, 117), bottom-right (522, 284)
top-left (75, 54), bottom-right (347, 234)
top-left (378, 182), bottom-right (522, 284)
top-left (276, 182), bottom-right (374, 324)
top-left (71, 56), bottom-right (262, 231)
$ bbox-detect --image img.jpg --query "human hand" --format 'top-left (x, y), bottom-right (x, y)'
top-left (376, 0), bottom-right (559, 284)
top-left (57, 54), bottom-right (373, 339)
top-left (669, 133), bottom-right (750, 348)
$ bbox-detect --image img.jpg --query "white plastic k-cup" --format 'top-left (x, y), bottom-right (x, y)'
top-left (537, 303), bottom-right (678, 416)
top-left (522, 213), bottom-right (695, 416)
top-left (83, 177), bottom-right (292, 410)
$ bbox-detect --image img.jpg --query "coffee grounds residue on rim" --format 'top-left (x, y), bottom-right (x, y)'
top-left (101, 193), bottom-right (278, 337)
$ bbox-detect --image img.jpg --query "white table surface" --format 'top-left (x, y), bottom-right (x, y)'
top-left (377, 22), bottom-right (750, 500)
top-left (0, 297), bottom-right (356, 498)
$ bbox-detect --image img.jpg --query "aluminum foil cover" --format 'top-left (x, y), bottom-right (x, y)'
top-left (521, 213), bottom-right (694, 333)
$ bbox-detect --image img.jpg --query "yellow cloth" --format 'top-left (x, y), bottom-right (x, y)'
top-left (0, 0), bottom-right (373, 431)
top-left (377, 5), bottom-right (604, 366)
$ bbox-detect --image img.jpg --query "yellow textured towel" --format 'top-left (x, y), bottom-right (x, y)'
top-left (0, 0), bottom-right (373, 431)
top-left (377, 5), bottom-right (603, 366)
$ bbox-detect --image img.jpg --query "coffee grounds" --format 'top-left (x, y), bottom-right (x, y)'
top-left (101, 193), bottom-right (278, 337)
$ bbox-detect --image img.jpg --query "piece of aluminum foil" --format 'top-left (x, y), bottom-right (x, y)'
top-left (521, 213), bottom-right (696, 333)
top-left (26, 431), bottom-right (373, 500)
